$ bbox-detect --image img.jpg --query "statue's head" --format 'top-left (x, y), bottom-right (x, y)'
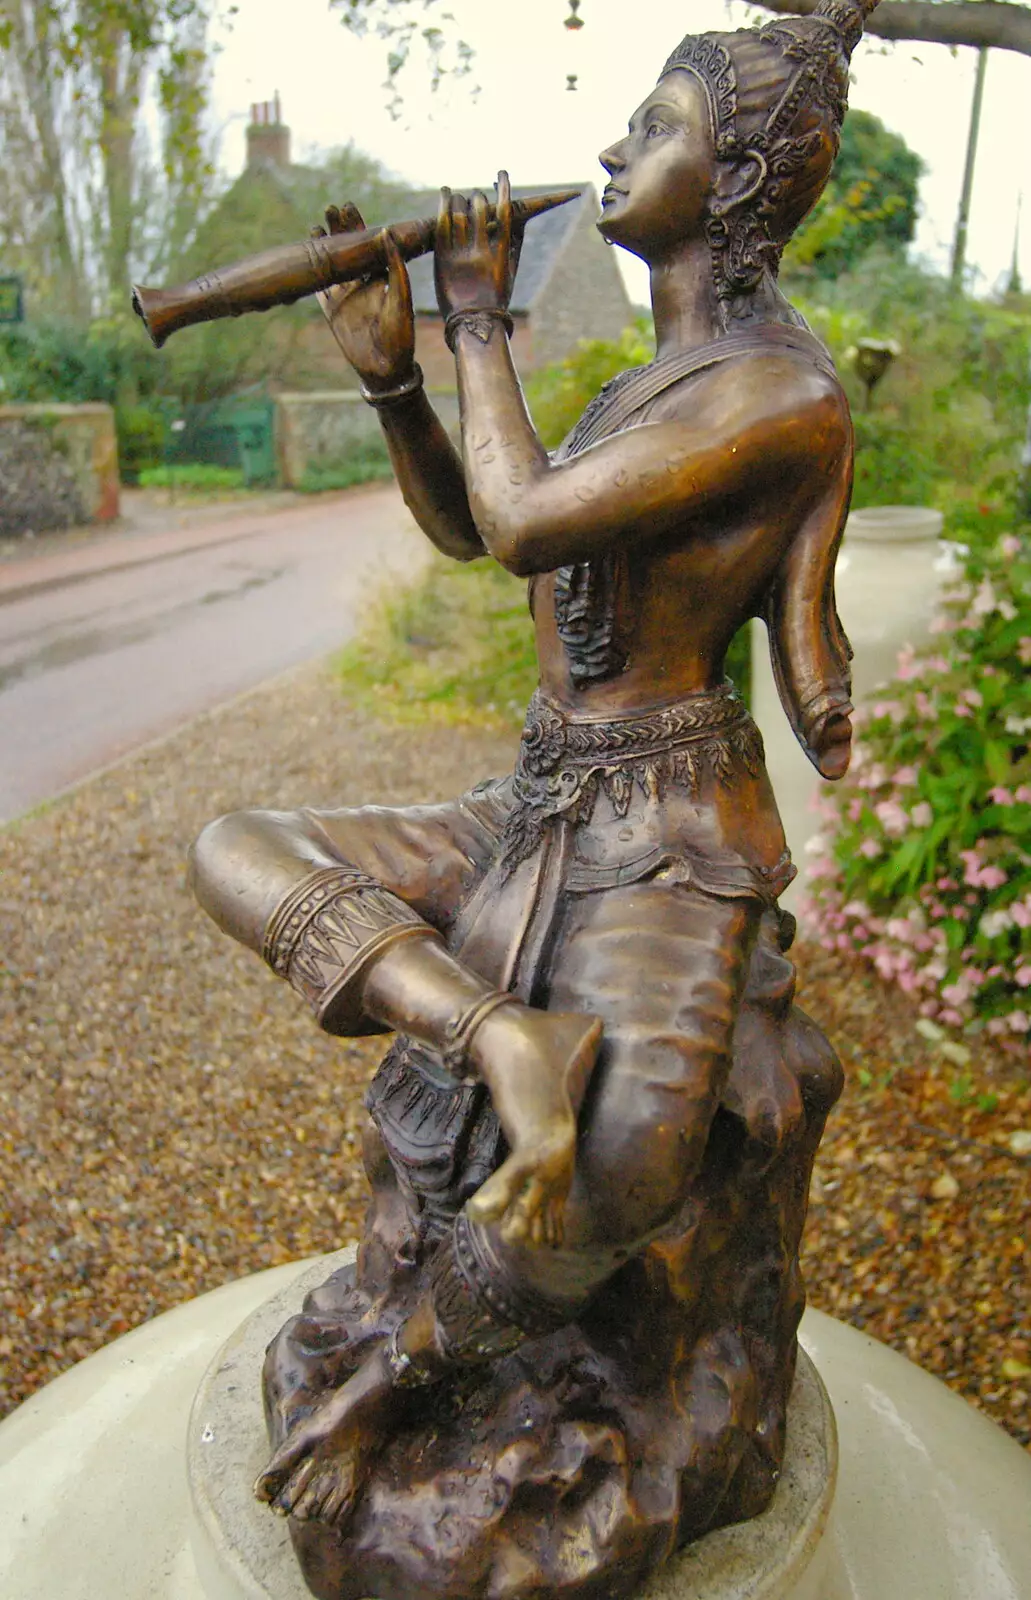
top-left (599, 0), bottom-right (879, 303)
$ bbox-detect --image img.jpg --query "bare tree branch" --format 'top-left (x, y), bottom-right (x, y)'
top-left (758, 0), bottom-right (1031, 58)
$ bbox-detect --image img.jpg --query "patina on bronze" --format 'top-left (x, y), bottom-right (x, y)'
top-left (182, 2), bottom-right (880, 1594)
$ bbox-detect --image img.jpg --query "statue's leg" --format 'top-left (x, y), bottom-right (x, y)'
top-left (193, 789), bottom-right (604, 1242)
top-left (257, 880), bottom-right (762, 1525)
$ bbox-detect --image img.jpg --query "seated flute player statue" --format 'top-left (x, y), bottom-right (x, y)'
top-left (190, 2), bottom-right (876, 1594)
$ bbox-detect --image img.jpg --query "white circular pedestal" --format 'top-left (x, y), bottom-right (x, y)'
top-left (2, 1254), bottom-right (1030, 1600)
top-left (187, 1254), bottom-right (836, 1600)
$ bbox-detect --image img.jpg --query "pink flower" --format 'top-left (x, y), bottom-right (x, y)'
top-left (959, 849), bottom-right (983, 886)
top-left (971, 578), bottom-right (998, 617)
top-left (940, 1008), bottom-right (964, 1027)
top-left (954, 704), bottom-right (973, 719)
top-left (911, 802), bottom-right (933, 828)
top-left (1015, 966), bottom-right (1031, 989)
top-left (874, 800), bottom-right (908, 836)
top-left (1016, 786), bottom-right (1031, 805)
top-left (847, 797), bottom-right (864, 822)
top-left (989, 787), bottom-right (1015, 806)
top-left (1018, 637), bottom-right (1031, 666)
top-left (893, 766), bottom-right (919, 787)
top-left (1012, 901), bottom-right (1031, 929)
top-left (979, 866), bottom-right (1008, 890)
top-left (1007, 1011), bottom-right (1030, 1034)
top-left (961, 687), bottom-right (983, 709)
top-left (1000, 535), bottom-right (1021, 558)
top-left (915, 692), bottom-right (934, 718)
top-left (859, 838), bottom-right (882, 859)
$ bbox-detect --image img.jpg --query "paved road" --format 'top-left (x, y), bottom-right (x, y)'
top-left (0, 485), bottom-right (426, 822)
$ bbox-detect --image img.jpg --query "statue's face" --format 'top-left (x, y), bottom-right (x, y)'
top-left (597, 71), bottom-right (716, 262)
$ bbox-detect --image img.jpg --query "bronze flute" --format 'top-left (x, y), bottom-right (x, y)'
top-left (132, 188), bottom-right (581, 349)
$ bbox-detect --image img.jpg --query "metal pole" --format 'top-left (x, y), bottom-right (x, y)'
top-left (950, 47), bottom-right (989, 292)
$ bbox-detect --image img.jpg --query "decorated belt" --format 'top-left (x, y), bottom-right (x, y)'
top-left (500, 686), bottom-right (765, 876)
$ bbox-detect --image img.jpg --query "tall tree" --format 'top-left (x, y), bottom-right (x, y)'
top-left (784, 110), bottom-right (923, 278)
top-left (0, 1), bottom-right (215, 320)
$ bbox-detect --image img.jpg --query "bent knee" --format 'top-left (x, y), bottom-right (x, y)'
top-left (575, 1028), bottom-right (729, 1247)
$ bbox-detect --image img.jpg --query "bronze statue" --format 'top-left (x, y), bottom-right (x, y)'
top-left (183, 3), bottom-right (877, 1594)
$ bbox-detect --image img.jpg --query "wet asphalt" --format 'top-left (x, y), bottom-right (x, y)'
top-left (0, 484), bottom-right (424, 822)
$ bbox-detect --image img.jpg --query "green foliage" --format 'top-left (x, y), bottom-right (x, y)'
top-left (338, 556), bottom-right (536, 727)
top-left (0, 0), bottom-right (216, 316)
top-left (807, 523), bottom-right (1031, 1043)
top-left (525, 320), bottom-right (655, 450)
top-left (790, 255), bottom-right (1031, 538)
top-left (138, 463), bottom-right (244, 491)
top-left (785, 111), bottom-right (922, 280)
top-left (116, 404), bottom-right (165, 483)
top-left (0, 316), bottom-right (160, 406)
top-left (299, 445), bottom-right (394, 494)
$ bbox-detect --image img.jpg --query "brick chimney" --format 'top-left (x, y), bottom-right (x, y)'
top-left (246, 94), bottom-right (290, 170)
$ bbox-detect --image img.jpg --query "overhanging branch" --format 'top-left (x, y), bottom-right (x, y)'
top-left (758, 0), bottom-right (1031, 58)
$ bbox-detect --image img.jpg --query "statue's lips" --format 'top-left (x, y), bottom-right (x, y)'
top-left (601, 186), bottom-right (627, 206)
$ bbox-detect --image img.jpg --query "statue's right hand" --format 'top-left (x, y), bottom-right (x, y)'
top-left (315, 203), bottom-right (416, 391)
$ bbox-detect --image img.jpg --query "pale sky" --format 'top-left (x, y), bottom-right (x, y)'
top-left (209, 0), bottom-right (1029, 304)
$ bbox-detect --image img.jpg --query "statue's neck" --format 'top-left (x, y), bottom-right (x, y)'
top-left (649, 240), bottom-right (792, 357)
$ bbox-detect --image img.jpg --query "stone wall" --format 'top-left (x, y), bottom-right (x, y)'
top-left (0, 404), bottom-right (119, 539)
top-left (275, 390), bottom-right (461, 488)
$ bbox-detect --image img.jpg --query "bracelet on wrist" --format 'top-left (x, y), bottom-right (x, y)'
top-left (359, 363), bottom-right (424, 408)
top-left (444, 309), bottom-right (514, 355)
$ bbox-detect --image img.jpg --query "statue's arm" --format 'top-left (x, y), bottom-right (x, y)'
top-left (313, 207), bottom-right (484, 562)
top-left (453, 338), bottom-right (848, 575)
top-left (372, 388), bottom-right (485, 563)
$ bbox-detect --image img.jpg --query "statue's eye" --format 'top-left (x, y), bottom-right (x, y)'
top-left (646, 122), bottom-right (668, 139)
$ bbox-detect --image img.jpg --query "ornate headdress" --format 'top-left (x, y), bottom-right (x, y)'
top-left (661, 0), bottom-right (880, 305)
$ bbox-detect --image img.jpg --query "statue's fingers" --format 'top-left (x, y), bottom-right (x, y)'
top-left (384, 230), bottom-right (413, 322)
top-left (339, 201), bottom-right (366, 232)
top-left (311, 224), bottom-right (328, 240)
top-left (496, 170), bottom-right (512, 252)
top-left (471, 188), bottom-right (490, 248)
top-left (451, 189), bottom-right (469, 249)
top-left (437, 186), bottom-right (453, 251)
top-left (324, 204), bottom-right (342, 234)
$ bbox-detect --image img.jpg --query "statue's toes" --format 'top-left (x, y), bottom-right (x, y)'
top-left (260, 1453), bottom-right (317, 1515)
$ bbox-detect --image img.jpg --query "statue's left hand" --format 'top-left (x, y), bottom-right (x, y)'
top-left (315, 203), bottom-right (416, 392)
top-left (434, 170), bottom-right (523, 323)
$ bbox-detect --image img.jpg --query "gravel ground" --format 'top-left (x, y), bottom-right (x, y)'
top-left (1, 661), bottom-right (1028, 1453)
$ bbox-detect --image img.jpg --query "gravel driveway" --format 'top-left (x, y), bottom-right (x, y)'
top-left (1, 661), bottom-right (1028, 1450)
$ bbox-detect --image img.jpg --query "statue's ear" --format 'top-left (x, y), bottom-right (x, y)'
top-left (709, 151), bottom-right (768, 219)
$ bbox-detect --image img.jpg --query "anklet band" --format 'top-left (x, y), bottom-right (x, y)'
top-left (441, 989), bottom-right (518, 1079)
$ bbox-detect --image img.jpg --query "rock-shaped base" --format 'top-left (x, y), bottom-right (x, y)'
top-left (189, 1251), bottom-right (837, 1600)
top-left (250, 921), bottom-right (842, 1598)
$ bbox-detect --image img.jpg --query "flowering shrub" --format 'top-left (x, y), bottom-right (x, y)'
top-left (805, 525), bottom-right (1031, 1043)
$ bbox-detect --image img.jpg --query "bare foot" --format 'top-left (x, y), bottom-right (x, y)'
top-left (466, 1009), bottom-right (602, 1248)
top-left (254, 1345), bottom-right (393, 1525)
